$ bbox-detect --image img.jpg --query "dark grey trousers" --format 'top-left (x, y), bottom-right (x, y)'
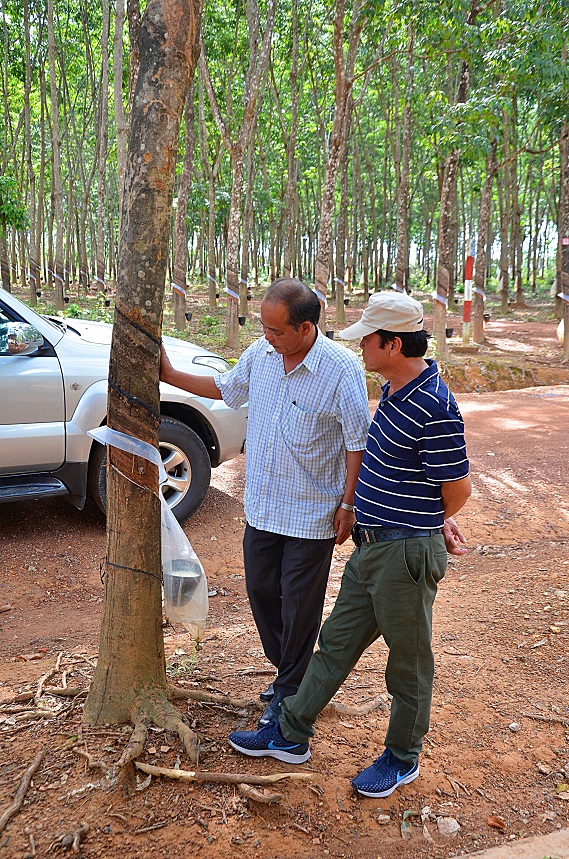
top-left (243, 524), bottom-right (335, 696)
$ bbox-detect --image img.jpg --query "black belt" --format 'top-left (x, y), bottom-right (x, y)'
top-left (352, 525), bottom-right (442, 546)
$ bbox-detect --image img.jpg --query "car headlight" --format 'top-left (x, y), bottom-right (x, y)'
top-left (192, 355), bottom-right (230, 373)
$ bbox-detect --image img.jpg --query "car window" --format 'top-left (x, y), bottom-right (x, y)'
top-left (0, 306), bottom-right (16, 355)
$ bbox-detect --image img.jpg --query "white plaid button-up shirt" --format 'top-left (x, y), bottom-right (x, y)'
top-left (215, 332), bottom-right (370, 539)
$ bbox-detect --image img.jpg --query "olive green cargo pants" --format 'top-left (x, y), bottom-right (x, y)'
top-left (279, 533), bottom-right (447, 765)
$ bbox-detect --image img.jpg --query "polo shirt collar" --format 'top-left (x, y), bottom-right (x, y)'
top-left (381, 358), bottom-right (439, 402)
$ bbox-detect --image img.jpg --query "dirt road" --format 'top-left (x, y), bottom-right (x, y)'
top-left (1, 385), bottom-right (569, 859)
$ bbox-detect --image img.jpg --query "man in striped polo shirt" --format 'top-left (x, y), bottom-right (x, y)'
top-left (229, 291), bottom-right (471, 799)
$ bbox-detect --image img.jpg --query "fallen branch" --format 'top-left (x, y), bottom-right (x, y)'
top-left (0, 749), bottom-right (46, 833)
top-left (238, 783), bottom-right (282, 804)
top-left (135, 761), bottom-right (313, 785)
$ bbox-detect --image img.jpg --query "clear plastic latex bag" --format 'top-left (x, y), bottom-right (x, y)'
top-left (161, 496), bottom-right (209, 643)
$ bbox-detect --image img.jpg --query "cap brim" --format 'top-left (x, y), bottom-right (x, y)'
top-left (338, 319), bottom-right (378, 340)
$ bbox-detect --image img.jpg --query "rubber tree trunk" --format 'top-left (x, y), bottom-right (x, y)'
top-left (47, 0), bottom-right (65, 310)
top-left (472, 142), bottom-right (497, 344)
top-left (84, 0), bottom-right (203, 726)
top-left (172, 79), bottom-right (196, 331)
top-left (314, 0), bottom-right (364, 326)
top-left (560, 123), bottom-right (569, 360)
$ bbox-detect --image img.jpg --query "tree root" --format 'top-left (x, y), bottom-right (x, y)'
top-left (48, 822), bottom-right (89, 853)
top-left (168, 684), bottom-right (256, 710)
top-left (135, 760), bottom-right (313, 785)
top-left (72, 745), bottom-right (110, 773)
top-left (327, 694), bottom-right (388, 717)
top-left (130, 691), bottom-right (200, 763)
top-left (0, 749), bottom-right (46, 833)
top-left (116, 718), bottom-right (150, 768)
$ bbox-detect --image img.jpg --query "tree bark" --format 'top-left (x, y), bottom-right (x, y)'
top-left (84, 0), bottom-right (203, 728)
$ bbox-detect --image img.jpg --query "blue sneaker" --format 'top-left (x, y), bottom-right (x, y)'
top-left (351, 748), bottom-right (419, 798)
top-left (229, 721), bottom-right (311, 764)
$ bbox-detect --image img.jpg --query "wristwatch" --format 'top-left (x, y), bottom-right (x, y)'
top-left (340, 502), bottom-right (354, 512)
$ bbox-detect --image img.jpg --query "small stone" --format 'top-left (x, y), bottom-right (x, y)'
top-left (509, 722), bottom-right (521, 732)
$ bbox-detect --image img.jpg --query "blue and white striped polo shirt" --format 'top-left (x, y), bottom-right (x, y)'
top-left (215, 332), bottom-right (370, 540)
top-left (354, 360), bottom-right (469, 530)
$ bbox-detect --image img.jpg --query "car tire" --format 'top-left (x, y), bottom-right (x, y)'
top-left (88, 417), bottom-right (212, 523)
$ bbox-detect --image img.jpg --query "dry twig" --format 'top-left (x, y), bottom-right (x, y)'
top-left (238, 783), bottom-right (282, 804)
top-left (522, 712), bottom-right (569, 727)
top-left (135, 761), bottom-right (313, 785)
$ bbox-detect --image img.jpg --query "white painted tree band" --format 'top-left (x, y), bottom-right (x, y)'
top-left (314, 289), bottom-right (328, 307)
top-left (88, 426), bottom-right (167, 488)
top-left (225, 287), bottom-right (239, 300)
top-left (208, 274), bottom-right (217, 284)
top-left (335, 277), bottom-right (345, 287)
top-left (433, 292), bottom-right (448, 306)
top-left (94, 276), bottom-right (106, 287)
top-left (239, 277), bottom-right (248, 286)
top-left (172, 283), bottom-right (186, 297)
top-left (474, 287), bottom-right (485, 299)
top-left (558, 292), bottom-right (569, 304)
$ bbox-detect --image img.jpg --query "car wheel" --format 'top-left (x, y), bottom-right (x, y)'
top-left (88, 417), bottom-right (212, 522)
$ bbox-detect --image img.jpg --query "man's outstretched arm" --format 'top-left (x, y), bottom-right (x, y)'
top-left (160, 342), bottom-right (223, 399)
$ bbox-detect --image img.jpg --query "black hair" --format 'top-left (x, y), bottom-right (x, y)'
top-left (376, 329), bottom-right (431, 358)
top-left (263, 277), bottom-right (321, 329)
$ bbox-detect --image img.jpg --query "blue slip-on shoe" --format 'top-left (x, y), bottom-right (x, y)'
top-left (229, 721), bottom-right (311, 764)
top-left (351, 748), bottom-right (419, 798)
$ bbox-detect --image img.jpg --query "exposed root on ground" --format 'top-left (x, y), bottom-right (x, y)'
top-left (168, 684), bottom-right (256, 710)
top-left (0, 749), bottom-right (46, 833)
top-left (128, 691), bottom-right (200, 763)
top-left (48, 822), bottom-right (89, 853)
top-left (327, 694), bottom-right (388, 716)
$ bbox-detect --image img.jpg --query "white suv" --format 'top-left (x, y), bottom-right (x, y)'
top-left (0, 288), bottom-right (246, 521)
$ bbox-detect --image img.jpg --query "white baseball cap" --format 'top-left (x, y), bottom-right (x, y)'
top-left (339, 292), bottom-right (424, 340)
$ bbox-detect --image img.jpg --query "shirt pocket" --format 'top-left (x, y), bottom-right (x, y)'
top-left (282, 402), bottom-right (327, 453)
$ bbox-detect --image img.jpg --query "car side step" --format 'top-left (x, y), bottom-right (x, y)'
top-left (0, 475), bottom-right (69, 504)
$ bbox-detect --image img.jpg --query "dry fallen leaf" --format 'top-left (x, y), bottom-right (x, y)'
top-left (487, 815), bottom-right (506, 831)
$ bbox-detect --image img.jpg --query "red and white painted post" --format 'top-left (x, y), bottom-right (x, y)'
top-left (462, 240), bottom-right (475, 345)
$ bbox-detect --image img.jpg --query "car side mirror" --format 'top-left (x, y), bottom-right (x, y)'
top-left (5, 322), bottom-right (44, 356)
